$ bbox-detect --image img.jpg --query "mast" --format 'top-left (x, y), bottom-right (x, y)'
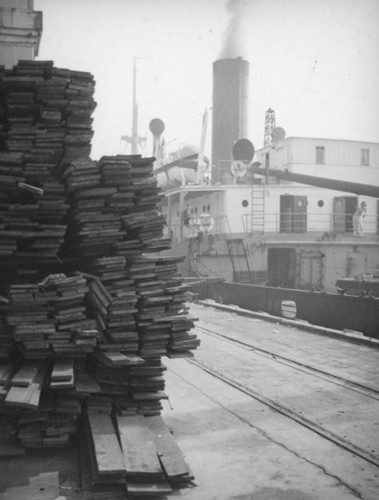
top-left (197, 108), bottom-right (209, 184)
top-left (122, 57), bottom-right (147, 154)
top-left (131, 57), bottom-right (138, 154)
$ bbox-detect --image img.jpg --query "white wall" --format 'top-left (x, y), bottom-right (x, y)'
top-left (222, 188), bottom-right (252, 233)
top-left (166, 184), bottom-right (377, 239)
top-left (287, 137), bottom-right (379, 168)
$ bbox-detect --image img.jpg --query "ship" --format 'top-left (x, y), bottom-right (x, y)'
top-left (152, 57), bottom-right (379, 338)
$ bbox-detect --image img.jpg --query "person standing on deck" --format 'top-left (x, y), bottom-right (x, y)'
top-left (353, 201), bottom-right (367, 237)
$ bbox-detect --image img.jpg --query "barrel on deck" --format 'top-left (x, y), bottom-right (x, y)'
top-left (280, 300), bottom-right (297, 319)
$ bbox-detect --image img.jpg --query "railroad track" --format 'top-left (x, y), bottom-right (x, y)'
top-left (185, 324), bottom-right (379, 469)
top-left (195, 324), bottom-right (379, 401)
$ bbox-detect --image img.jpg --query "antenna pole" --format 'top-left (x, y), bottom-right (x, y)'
top-left (131, 57), bottom-right (138, 154)
top-left (197, 108), bottom-right (208, 184)
top-left (264, 108), bottom-right (276, 147)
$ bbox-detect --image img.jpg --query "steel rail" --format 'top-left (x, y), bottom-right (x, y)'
top-left (186, 356), bottom-right (379, 469)
top-left (195, 324), bottom-right (379, 401)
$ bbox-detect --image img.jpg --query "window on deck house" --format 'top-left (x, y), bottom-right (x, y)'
top-left (361, 148), bottom-right (369, 166)
top-left (316, 146), bottom-right (325, 164)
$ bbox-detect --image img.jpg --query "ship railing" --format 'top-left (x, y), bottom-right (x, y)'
top-left (242, 212), bottom-right (379, 234)
top-left (166, 215), bottom-right (231, 243)
top-left (210, 160), bottom-right (256, 185)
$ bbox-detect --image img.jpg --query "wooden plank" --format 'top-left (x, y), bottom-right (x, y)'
top-left (87, 412), bottom-right (125, 476)
top-left (146, 416), bottom-right (193, 480)
top-left (117, 415), bottom-right (164, 479)
top-left (10, 361), bottom-right (41, 387)
top-left (5, 365), bottom-right (46, 408)
top-left (5, 382), bottom-right (41, 408)
top-left (50, 358), bottom-right (75, 389)
top-left (126, 481), bottom-right (172, 496)
top-left (74, 366), bottom-right (101, 395)
top-left (94, 351), bottom-right (144, 367)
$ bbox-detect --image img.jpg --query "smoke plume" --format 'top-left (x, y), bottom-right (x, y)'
top-left (219, 0), bottom-right (246, 59)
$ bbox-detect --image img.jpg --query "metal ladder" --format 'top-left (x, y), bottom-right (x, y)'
top-left (225, 238), bottom-right (253, 284)
top-left (251, 184), bottom-right (265, 233)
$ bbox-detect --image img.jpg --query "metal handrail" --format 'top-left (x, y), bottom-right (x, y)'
top-left (242, 212), bottom-right (378, 234)
top-left (167, 215), bottom-right (232, 242)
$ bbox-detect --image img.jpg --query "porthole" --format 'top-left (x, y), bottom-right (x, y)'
top-left (242, 200), bottom-right (249, 207)
top-left (318, 200), bottom-right (324, 207)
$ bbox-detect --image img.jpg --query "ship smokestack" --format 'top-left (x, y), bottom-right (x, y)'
top-left (212, 57), bottom-right (249, 173)
top-left (212, 0), bottom-right (249, 174)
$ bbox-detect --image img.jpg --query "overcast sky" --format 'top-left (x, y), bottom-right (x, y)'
top-left (35, 0), bottom-right (379, 161)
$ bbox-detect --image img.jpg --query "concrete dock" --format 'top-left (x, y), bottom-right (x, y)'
top-left (161, 301), bottom-right (379, 500)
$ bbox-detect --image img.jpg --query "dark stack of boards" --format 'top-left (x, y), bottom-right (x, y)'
top-left (0, 59), bottom-right (94, 285)
top-left (0, 60), bottom-right (197, 496)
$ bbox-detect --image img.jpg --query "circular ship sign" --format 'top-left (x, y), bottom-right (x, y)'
top-left (232, 138), bottom-right (255, 164)
top-left (231, 161), bottom-right (247, 178)
top-left (272, 127), bottom-right (286, 142)
top-left (149, 118), bottom-right (165, 137)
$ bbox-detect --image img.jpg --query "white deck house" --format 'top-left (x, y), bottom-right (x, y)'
top-left (158, 137), bottom-right (379, 293)
top-left (161, 137), bottom-right (379, 240)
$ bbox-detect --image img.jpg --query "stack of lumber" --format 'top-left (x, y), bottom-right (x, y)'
top-left (58, 154), bottom-right (126, 259)
top-left (59, 157), bottom-right (100, 194)
top-left (82, 410), bottom-right (193, 495)
top-left (0, 300), bottom-right (13, 359)
top-left (7, 283), bottom-right (55, 358)
top-left (6, 274), bottom-right (99, 358)
top-left (61, 68), bottom-right (95, 163)
top-left (0, 150), bottom-right (68, 284)
top-left (60, 155), bottom-right (170, 259)
top-left (59, 150), bottom-right (199, 416)
top-left (87, 274), bottom-right (139, 352)
top-left (85, 256), bottom-right (134, 295)
top-left (128, 358), bottom-right (167, 416)
top-left (1, 359), bottom-right (51, 450)
top-left (0, 356), bottom-right (102, 453)
top-left (83, 329), bottom-right (167, 417)
top-left (0, 60), bottom-right (95, 285)
top-left (16, 391), bottom-right (80, 449)
top-left (38, 273), bottom-right (99, 356)
top-left (126, 257), bottom-right (170, 359)
top-left (61, 183), bottom-right (123, 258)
top-left (99, 155), bottom-right (134, 213)
top-left (0, 60), bottom-right (198, 495)
top-left (147, 255), bottom-right (200, 357)
top-left (120, 209), bottom-right (170, 254)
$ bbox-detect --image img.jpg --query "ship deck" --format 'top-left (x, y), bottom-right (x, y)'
top-left (1, 301), bottom-right (379, 500)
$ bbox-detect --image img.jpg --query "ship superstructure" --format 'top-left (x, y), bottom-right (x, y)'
top-left (155, 56), bottom-right (379, 294)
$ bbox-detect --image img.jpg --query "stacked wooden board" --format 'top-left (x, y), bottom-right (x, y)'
top-left (0, 60), bottom-right (95, 286)
top-left (82, 411), bottom-right (194, 495)
top-left (6, 274), bottom-right (99, 358)
top-left (0, 60), bottom-right (198, 495)
top-left (0, 357), bottom-right (92, 452)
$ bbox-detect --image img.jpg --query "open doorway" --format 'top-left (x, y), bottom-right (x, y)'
top-left (333, 196), bottom-right (357, 233)
top-left (267, 247), bottom-right (296, 288)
